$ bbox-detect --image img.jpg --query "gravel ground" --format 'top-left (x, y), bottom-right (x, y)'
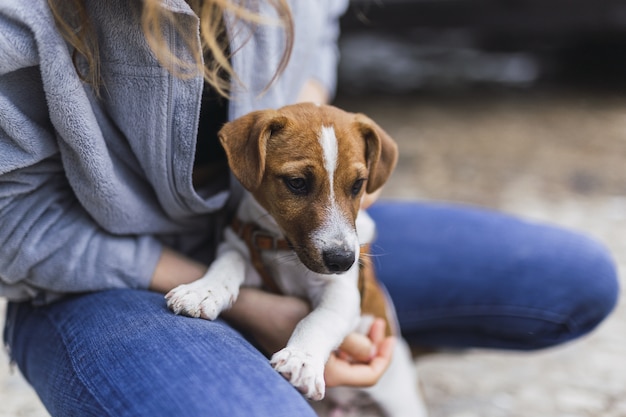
top-left (1, 88), bottom-right (624, 416)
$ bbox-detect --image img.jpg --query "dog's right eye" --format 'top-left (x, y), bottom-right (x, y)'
top-left (283, 177), bottom-right (308, 196)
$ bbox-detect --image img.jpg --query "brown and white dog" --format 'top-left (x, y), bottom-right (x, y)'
top-left (166, 103), bottom-right (428, 417)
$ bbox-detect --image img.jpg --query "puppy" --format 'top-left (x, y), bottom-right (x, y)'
top-left (166, 103), bottom-right (427, 416)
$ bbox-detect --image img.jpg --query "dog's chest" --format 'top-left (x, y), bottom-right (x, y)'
top-left (262, 251), bottom-right (330, 299)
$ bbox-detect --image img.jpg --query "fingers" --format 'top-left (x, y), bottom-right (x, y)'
top-left (337, 318), bottom-right (388, 363)
top-left (368, 317), bottom-right (387, 345)
top-left (338, 333), bottom-right (376, 363)
top-left (325, 318), bottom-right (396, 388)
top-left (325, 336), bottom-right (396, 388)
top-left (366, 335), bottom-right (396, 381)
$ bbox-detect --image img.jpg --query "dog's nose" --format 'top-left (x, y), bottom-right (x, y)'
top-left (323, 248), bottom-right (355, 273)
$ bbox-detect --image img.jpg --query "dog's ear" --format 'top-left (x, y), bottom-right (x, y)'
top-left (218, 110), bottom-right (288, 191)
top-left (354, 114), bottom-right (398, 193)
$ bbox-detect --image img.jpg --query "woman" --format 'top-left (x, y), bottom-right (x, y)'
top-left (0, 0), bottom-right (619, 416)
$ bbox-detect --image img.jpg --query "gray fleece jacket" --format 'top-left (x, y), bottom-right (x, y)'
top-left (0, 0), bottom-right (348, 303)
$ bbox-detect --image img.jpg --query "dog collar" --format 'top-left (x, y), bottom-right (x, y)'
top-left (230, 217), bottom-right (289, 294)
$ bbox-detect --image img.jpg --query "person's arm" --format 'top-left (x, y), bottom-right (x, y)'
top-left (0, 115), bottom-right (163, 303)
top-left (149, 247), bottom-right (208, 293)
top-left (0, 158), bottom-right (163, 302)
top-left (0, 20), bottom-right (162, 302)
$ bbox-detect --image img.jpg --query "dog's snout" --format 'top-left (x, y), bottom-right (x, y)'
top-left (322, 248), bottom-right (355, 273)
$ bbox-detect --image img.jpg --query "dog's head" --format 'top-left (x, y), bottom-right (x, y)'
top-left (219, 103), bottom-right (398, 274)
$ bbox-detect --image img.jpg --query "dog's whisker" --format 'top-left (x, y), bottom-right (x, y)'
top-left (362, 243), bottom-right (388, 258)
top-left (274, 254), bottom-right (299, 267)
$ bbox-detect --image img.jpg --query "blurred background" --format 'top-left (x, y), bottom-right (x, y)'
top-left (338, 0), bottom-right (626, 94)
top-left (2, 1), bottom-right (625, 416)
top-left (333, 1), bottom-right (626, 416)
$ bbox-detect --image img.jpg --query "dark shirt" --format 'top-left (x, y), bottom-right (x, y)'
top-left (195, 82), bottom-right (228, 167)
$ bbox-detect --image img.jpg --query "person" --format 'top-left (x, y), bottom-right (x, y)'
top-left (0, 1), bottom-right (619, 416)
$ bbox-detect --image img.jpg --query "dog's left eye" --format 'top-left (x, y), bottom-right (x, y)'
top-left (351, 179), bottom-right (365, 196)
top-left (284, 177), bottom-right (308, 195)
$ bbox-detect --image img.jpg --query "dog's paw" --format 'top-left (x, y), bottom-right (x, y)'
top-left (165, 280), bottom-right (238, 320)
top-left (270, 347), bottom-right (326, 400)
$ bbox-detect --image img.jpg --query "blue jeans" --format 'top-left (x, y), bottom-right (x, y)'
top-left (4, 201), bottom-right (619, 416)
top-left (368, 202), bottom-right (619, 350)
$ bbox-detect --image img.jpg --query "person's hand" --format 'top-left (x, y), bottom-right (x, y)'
top-left (223, 289), bottom-right (394, 388)
top-left (297, 78), bottom-right (330, 104)
top-left (325, 318), bottom-right (395, 387)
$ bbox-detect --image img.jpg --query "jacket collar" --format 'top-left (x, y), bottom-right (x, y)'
top-left (146, 0), bottom-right (195, 15)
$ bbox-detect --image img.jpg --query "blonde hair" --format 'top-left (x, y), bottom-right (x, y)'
top-left (47, 0), bottom-right (294, 97)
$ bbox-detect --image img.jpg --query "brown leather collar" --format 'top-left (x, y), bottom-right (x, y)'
top-left (231, 217), bottom-right (292, 252)
top-left (231, 217), bottom-right (290, 293)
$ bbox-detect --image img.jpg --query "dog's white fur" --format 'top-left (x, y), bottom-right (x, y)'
top-left (166, 104), bottom-right (428, 416)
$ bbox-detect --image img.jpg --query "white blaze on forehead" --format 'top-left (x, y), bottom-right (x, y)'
top-left (315, 126), bottom-right (359, 259)
top-left (319, 125), bottom-right (338, 190)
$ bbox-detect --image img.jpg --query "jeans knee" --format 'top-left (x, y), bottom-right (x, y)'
top-left (559, 235), bottom-right (620, 343)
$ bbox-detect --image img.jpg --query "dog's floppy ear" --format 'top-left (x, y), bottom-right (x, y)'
top-left (219, 110), bottom-right (287, 191)
top-left (354, 114), bottom-right (398, 193)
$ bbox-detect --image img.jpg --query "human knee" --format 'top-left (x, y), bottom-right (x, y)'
top-left (553, 234), bottom-right (619, 343)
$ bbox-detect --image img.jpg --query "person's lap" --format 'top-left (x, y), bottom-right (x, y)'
top-left (3, 200), bottom-right (620, 416)
top-left (4, 289), bottom-right (316, 417)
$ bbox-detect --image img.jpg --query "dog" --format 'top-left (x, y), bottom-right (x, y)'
top-left (166, 103), bottom-right (428, 416)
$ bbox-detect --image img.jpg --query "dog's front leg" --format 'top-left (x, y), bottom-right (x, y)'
top-left (165, 242), bottom-right (246, 320)
top-left (270, 270), bottom-right (360, 401)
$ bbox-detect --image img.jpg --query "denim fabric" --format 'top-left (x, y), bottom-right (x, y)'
top-left (4, 289), bottom-right (316, 417)
top-left (3, 201), bottom-right (620, 416)
top-left (368, 201), bottom-right (620, 350)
